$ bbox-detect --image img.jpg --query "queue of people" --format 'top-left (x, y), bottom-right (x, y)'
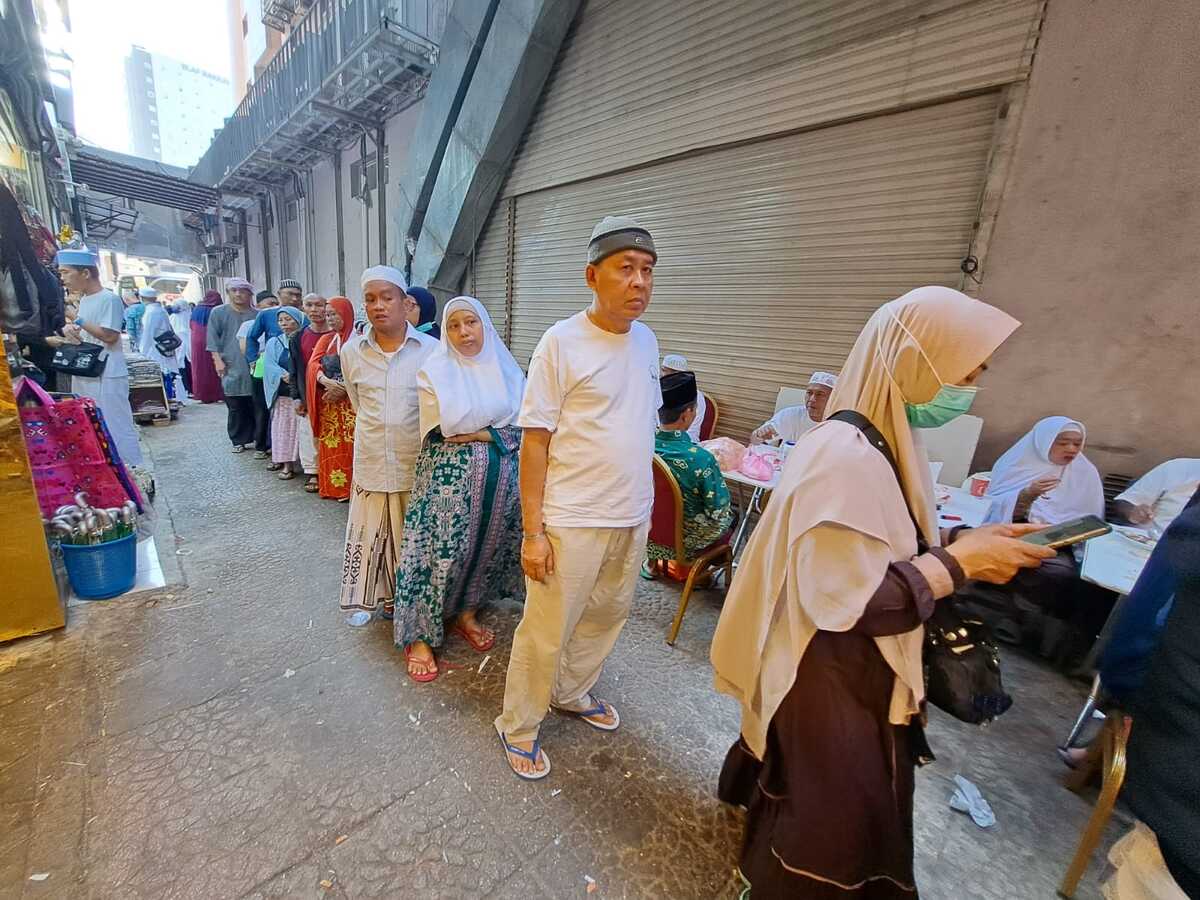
top-left (177, 213), bottom-right (1195, 897)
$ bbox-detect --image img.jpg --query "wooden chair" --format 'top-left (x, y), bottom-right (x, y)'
top-left (1058, 712), bottom-right (1133, 897)
top-left (650, 455), bottom-right (733, 646)
top-left (698, 393), bottom-right (719, 441)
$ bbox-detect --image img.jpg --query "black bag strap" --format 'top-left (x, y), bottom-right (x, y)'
top-left (828, 409), bottom-right (928, 552)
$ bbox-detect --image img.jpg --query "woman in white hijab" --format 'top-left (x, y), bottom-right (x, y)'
top-left (985, 416), bottom-right (1104, 526)
top-left (985, 417), bottom-right (1110, 662)
top-left (711, 286), bottom-right (1054, 899)
top-left (393, 296), bottom-right (527, 682)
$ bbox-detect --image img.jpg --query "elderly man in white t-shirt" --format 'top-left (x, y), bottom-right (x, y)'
top-left (1114, 458), bottom-right (1200, 534)
top-left (496, 215), bottom-right (662, 780)
top-left (750, 370), bottom-right (838, 444)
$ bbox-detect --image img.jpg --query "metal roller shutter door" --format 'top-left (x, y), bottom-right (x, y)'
top-left (469, 198), bottom-right (510, 336)
top-left (506, 0), bottom-right (1041, 198)
top-left (507, 92), bottom-right (1000, 440)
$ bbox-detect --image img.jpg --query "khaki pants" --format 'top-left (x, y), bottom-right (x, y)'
top-left (496, 522), bottom-right (649, 743)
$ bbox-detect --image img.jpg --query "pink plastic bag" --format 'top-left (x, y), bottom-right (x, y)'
top-left (739, 448), bottom-right (775, 482)
top-left (700, 436), bottom-right (746, 473)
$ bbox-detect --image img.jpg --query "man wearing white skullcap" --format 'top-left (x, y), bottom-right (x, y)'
top-left (136, 287), bottom-right (181, 400)
top-left (56, 248), bottom-right (144, 465)
top-left (661, 353), bottom-right (708, 442)
top-left (751, 371), bottom-right (838, 445)
top-left (337, 265), bottom-right (438, 619)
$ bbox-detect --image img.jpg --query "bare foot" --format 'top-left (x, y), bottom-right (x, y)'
top-left (455, 611), bottom-right (494, 647)
top-left (406, 641), bottom-right (437, 678)
top-left (502, 735), bottom-right (548, 777)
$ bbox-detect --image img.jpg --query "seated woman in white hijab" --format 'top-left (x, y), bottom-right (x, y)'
top-left (393, 296), bottom-right (527, 683)
top-left (749, 371), bottom-right (837, 444)
top-left (711, 286), bottom-right (1052, 900)
top-left (984, 416), bottom-right (1110, 660)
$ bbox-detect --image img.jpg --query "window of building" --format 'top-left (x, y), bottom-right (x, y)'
top-left (350, 155), bottom-right (388, 199)
top-left (242, 15), bottom-right (249, 36)
top-left (286, 199), bottom-right (299, 222)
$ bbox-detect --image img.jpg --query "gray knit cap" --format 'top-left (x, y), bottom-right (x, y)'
top-left (587, 215), bottom-right (657, 264)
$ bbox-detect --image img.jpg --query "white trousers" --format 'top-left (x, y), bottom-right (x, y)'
top-left (72, 373), bottom-right (144, 467)
top-left (297, 411), bottom-right (318, 475)
top-left (495, 521), bottom-right (648, 743)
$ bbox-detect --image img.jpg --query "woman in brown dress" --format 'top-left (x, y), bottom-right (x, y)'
top-left (711, 286), bottom-right (1055, 898)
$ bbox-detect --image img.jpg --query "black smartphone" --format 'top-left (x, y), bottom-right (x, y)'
top-left (1020, 514), bottom-right (1111, 549)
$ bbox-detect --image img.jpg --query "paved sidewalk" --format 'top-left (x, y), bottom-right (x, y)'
top-left (1, 403), bottom-right (1125, 898)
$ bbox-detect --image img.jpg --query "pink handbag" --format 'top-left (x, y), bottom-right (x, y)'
top-left (700, 436), bottom-right (746, 473)
top-left (15, 376), bottom-right (142, 517)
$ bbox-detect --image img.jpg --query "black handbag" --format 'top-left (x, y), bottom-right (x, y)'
top-left (49, 342), bottom-right (107, 378)
top-left (828, 410), bottom-right (1013, 726)
top-left (320, 353), bottom-right (343, 381)
top-left (153, 329), bottom-right (182, 355)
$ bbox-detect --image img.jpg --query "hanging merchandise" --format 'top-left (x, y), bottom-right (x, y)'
top-left (14, 376), bottom-right (145, 518)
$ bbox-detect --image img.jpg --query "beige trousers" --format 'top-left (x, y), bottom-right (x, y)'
top-left (495, 521), bottom-right (649, 743)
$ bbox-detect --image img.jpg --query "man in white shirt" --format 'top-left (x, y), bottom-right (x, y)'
top-left (750, 370), bottom-right (837, 444)
top-left (56, 248), bottom-right (143, 466)
top-left (136, 287), bottom-right (180, 399)
top-left (661, 353), bottom-right (707, 442)
top-left (337, 265), bottom-right (438, 619)
top-left (1114, 458), bottom-right (1200, 534)
top-left (496, 215), bottom-right (662, 780)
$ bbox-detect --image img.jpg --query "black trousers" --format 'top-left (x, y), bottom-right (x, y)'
top-left (250, 375), bottom-right (271, 452)
top-left (179, 359), bottom-right (192, 394)
top-left (225, 395), bottom-right (256, 447)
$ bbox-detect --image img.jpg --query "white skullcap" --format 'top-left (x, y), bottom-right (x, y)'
top-left (360, 265), bottom-right (409, 294)
top-left (138, 287), bottom-right (158, 299)
top-left (662, 354), bottom-right (688, 370)
top-left (808, 371), bottom-right (837, 388)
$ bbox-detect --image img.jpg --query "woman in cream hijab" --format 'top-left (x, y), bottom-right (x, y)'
top-left (711, 286), bottom-right (1054, 899)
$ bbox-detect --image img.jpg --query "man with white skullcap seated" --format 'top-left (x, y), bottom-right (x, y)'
top-left (750, 371), bottom-right (838, 445)
top-left (337, 265), bottom-right (438, 622)
top-left (661, 353), bottom-right (707, 442)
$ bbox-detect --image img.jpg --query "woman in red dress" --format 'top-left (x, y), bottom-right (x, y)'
top-left (305, 296), bottom-right (356, 500)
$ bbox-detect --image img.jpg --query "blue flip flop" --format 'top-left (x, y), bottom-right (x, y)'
top-left (553, 695), bottom-right (620, 732)
top-left (495, 724), bottom-right (551, 781)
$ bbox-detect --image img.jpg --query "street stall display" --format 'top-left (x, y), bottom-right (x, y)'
top-left (48, 494), bottom-right (139, 600)
top-left (14, 375), bottom-right (145, 518)
top-left (125, 350), bottom-right (171, 423)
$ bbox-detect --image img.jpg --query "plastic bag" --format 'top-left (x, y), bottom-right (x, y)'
top-left (700, 436), bottom-right (746, 473)
top-left (739, 447), bottom-right (775, 482)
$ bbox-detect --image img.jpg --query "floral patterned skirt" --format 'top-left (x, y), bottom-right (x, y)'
top-left (316, 396), bottom-right (355, 499)
top-left (393, 428), bottom-right (524, 650)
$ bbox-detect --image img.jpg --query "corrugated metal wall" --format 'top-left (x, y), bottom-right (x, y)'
top-left (506, 94), bottom-right (1000, 438)
top-left (475, 0), bottom-right (1045, 438)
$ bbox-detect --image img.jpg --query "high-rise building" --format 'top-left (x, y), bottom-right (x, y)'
top-left (124, 46), bottom-right (231, 168)
top-left (226, 0), bottom-right (286, 106)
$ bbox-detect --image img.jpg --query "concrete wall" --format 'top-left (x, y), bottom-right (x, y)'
top-left (235, 101), bottom-right (426, 304)
top-left (976, 0), bottom-right (1199, 478)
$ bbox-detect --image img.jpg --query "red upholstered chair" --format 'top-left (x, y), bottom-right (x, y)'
top-left (698, 394), bottom-right (718, 441)
top-left (650, 455), bottom-right (733, 646)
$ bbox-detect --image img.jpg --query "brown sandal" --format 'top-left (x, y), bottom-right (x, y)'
top-left (304, 477), bottom-right (319, 493)
top-left (277, 469), bottom-right (296, 480)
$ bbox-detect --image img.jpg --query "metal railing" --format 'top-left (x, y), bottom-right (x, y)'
top-left (190, 0), bottom-right (445, 188)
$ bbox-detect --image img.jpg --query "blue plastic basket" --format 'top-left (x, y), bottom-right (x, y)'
top-left (60, 533), bottom-right (137, 600)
